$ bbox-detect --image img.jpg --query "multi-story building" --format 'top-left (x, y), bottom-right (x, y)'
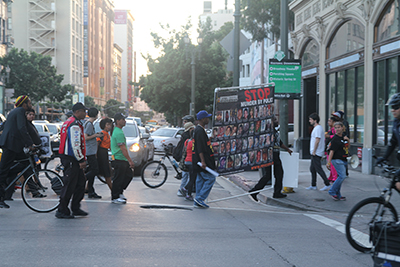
top-left (112, 43), bottom-right (123, 102)
top-left (0, 0), bottom-right (12, 114)
top-left (114, 9), bottom-right (134, 104)
top-left (289, 0), bottom-right (400, 173)
top-left (84, 0), bottom-right (114, 106)
top-left (13, 0), bottom-right (84, 93)
top-left (199, 1), bottom-right (233, 31)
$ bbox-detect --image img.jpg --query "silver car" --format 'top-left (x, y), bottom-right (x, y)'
top-left (151, 127), bottom-right (184, 152)
top-left (93, 119), bottom-right (152, 175)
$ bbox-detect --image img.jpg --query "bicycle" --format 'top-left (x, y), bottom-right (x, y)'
top-left (3, 145), bottom-right (64, 213)
top-left (141, 143), bottom-right (182, 188)
top-left (345, 160), bottom-right (399, 253)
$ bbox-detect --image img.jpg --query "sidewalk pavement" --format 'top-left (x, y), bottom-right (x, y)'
top-left (226, 159), bottom-right (400, 213)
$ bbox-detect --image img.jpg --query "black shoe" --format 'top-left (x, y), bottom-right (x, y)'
top-left (88, 193), bottom-right (102, 199)
top-left (4, 197), bottom-right (13, 201)
top-left (72, 209), bottom-right (89, 216)
top-left (248, 193), bottom-right (260, 203)
top-left (273, 193), bottom-right (287, 199)
top-left (0, 200), bottom-right (10, 208)
top-left (32, 192), bottom-right (47, 198)
top-left (55, 211), bottom-right (74, 219)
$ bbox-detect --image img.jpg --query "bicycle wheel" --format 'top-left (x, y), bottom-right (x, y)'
top-left (345, 197), bottom-right (398, 253)
top-left (22, 169), bottom-right (64, 213)
top-left (44, 155), bottom-right (64, 178)
top-left (141, 161), bottom-right (168, 188)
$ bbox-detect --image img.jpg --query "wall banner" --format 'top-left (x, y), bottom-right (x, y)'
top-left (212, 84), bottom-right (275, 175)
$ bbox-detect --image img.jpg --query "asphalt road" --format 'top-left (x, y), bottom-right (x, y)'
top-left (0, 161), bottom-right (373, 267)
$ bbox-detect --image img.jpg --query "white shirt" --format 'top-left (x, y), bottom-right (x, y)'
top-left (310, 124), bottom-right (325, 157)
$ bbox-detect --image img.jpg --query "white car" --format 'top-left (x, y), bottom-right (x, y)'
top-left (151, 127), bottom-right (184, 152)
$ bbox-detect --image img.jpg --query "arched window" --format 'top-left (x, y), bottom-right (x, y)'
top-left (376, 0), bottom-right (400, 43)
top-left (301, 39), bottom-right (319, 68)
top-left (327, 19), bottom-right (365, 59)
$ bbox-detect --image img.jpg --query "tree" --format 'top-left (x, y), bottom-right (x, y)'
top-left (0, 48), bottom-right (72, 102)
top-left (103, 99), bottom-right (124, 117)
top-left (140, 18), bottom-right (232, 123)
top-left (241, 0), bottom-right (294, 41)
top-left (84, 96), bottom-right (102, 111)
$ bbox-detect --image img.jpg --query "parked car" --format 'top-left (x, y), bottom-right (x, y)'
top-left (151, 127), bottom-right (184, 152)
top-left (32, 121), bottom-right (60, 153)
top-left (93, 119), bottom-right (152, 175)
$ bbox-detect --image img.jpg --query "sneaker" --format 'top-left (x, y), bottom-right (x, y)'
top-left (185, 194), bottom-right (194, 201)
top-left (0, 200), bottom-right (10, 209)
top-left (320, 185), bottom-right (331, 191)
top-left (72, 209), bottom-right (89, 216)
top-left (194, 198), bottom-right (209, 208)
top-left (193, 202), bottom-right (203, 209)
top-left (177, 189), bottom-right (185, 197)
top-left (282, 187), bottom-right (295, 193)
top-left (273, 193), bottom-right (287, 199)
top-left (119, 194), bottom-right (127, 200)
top-left (248, 193), bottom-right (260, 203)
top-left (88, 193), bottom-right (102, 199)
top-left (306, 186), bottom-right (317, 190)
top-left (55, 211), bottom-right (74, 219)
top-left (331, 195), bottom-right (340, 201)
top-left (339, 196), bottom-right (346, 201)
top-left (112, 198), bottom-right (126, 204)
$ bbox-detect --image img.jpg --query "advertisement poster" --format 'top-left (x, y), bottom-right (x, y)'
top-left (212, 84), bottom-right (275, 175)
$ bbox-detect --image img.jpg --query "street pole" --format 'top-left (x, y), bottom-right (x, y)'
top-left (190, 51), bottom-right (195, 116)
top-left (279, 0), bottom-right (289, 145)
top-left (233, 0), bottom-right (240, 86)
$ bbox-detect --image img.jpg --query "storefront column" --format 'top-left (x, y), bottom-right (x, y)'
top-left (362, 21), bottom-right (374, 174)
top-left (318, 42), bottom-right (326, 127)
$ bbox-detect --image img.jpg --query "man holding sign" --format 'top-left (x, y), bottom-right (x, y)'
top-left (192, 110), bottom-right (216, 208)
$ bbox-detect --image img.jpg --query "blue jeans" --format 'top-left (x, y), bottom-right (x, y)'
top-left (195, 171), bottom-right (216, 201)
top-left (329, 159), bottom-right (347, 198)
top-left (180, 162), bottom-right (192, 190)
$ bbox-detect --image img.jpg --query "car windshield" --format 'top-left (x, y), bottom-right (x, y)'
top-left (152, 128), bottom-right (175, 137)
top-left (47, 125), bottom-right (58, 135)
top-left (122, 124), bottom-right (139, 138)
top-left (34, 124), bottom-right (44, 132)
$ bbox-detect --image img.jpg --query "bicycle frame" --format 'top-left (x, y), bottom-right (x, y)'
top-left (4, 153), bottom-right (39, 192)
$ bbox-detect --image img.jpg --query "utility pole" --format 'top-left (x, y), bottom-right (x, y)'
top-left (279, 0), bottom-right (289, 145)
top-left (233, 0), bottom-right (240, 86)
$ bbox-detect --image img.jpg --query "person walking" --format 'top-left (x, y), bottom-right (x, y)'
top-left (177, 122), bottom-right (195, 198)
top-left (110, 113), bottom-right (134, 204)
top-left (248, 116), bottom-right (292, 202)
top-left (0, 95), bottom-right (34, 208)
top-left (332, 110), bottom-right (350, 176)
top-left (84, 107), bottom-right (103, 199)
top-left (325, 116), bottom-right (339, 183)
top-left (192, 110), bottom-right (216, 208)
top-left (326, 121), bottom-right (350, 200)
top-left (181, 122), bottom-right (196, 201)
top-left (307, 113), bottom-right (331, 191)
top-left (56, 102), bottom-right (89, 219)
top-left (96, 117), bottom-right (113, 190)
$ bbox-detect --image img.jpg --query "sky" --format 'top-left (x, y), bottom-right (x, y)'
top-left (113, 0), bottom-right (236, 79)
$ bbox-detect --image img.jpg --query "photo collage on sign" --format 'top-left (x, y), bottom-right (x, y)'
top-left (212, 101), bottom-right (275, 174)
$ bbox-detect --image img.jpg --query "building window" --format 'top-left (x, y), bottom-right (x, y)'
top-left (376, 0), bottom-right (400, 43)
top-left (301, 39), bottom-right (319, 68)
top-left (246, 64), bottom-right (250, 77)
top-left (327, 19), bottom-right (365, 59)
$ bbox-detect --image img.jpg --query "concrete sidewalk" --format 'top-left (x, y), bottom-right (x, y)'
top-left (226, 159), bottom-right (400, 213)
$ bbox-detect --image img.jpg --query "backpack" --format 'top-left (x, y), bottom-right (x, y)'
top-left (173, 131), bottom-right (189, 161)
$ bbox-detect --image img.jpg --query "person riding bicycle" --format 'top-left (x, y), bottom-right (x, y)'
top-left (376, 93), bottom-right (400, 191)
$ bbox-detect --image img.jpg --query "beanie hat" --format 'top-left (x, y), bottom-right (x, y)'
top-left (15, 95), bottom-right (29, 107)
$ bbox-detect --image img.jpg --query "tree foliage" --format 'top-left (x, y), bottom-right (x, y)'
top-left (0, 48), bottom-right (72, 102)
top-left (84, 95), bottom-right (102, 111)
top-left (140, 18), bottom-right (233, 123)
top-left (103, 99), bottom-right (124, 118)
top-left (241, 0), bottom-right (294, 41)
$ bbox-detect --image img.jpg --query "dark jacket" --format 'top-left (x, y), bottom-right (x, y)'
top-left (27, 121), bottom-right (42, 145)
top-left (0, 107), bottom-right (33, 152)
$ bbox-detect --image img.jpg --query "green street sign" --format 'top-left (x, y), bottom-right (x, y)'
top-left (268, 59), bottom-right (302, 99)
top-left (274, 50), bottom-right (285, 61)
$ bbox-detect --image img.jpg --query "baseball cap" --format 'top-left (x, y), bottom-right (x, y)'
top-left (196, 110), bottom-right (212, 120)
top-left (72, 102), bottom-right (88, 112)
top-left (114, 112), bottom-right (127, 121)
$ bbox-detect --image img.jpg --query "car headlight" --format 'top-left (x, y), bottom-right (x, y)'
top-left (129, 143), bottom-right (140, 152)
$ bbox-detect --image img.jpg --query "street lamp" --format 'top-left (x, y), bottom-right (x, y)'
top-left (184, 34), bottom-right (202, 116)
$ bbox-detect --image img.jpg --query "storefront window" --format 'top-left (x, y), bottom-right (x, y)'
top-left (347, 69), bottom-right (355, 143)
top-left (328, 19), bottom-right (365, 59)
top-left (337, 71), bottom-right (345, 113)
top-left (376, 0), bottom-right (400, 43)
top-left (357, 66), bottom-right (364, 144)
top-left (376, 60), bottom-right (387, 145)
top-left (329, 73), bottom-right (336, 114)
top-left (302, 39), bottom-right (319, 68)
